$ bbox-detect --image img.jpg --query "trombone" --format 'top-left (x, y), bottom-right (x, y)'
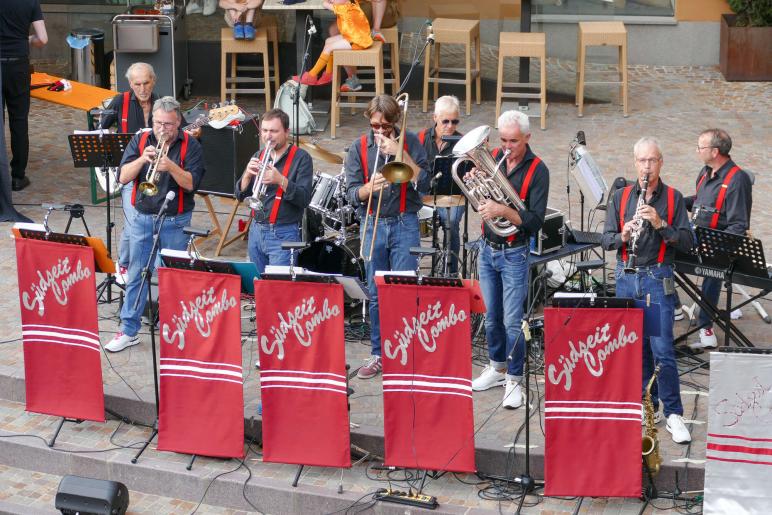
top-left (360, 92), bottom-right (415, 262)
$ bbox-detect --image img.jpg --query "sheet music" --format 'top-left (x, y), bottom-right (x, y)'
top-left (12, 222), bottom-right (46, 233)
top-left (375, 270), bottom-right (416, 277)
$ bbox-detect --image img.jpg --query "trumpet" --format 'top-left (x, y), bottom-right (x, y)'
top-left (360, 93), bottom-right (415, 262)
top-left (248, 140), bottom-right (276, 211)
top-left (138, 136), bottom-right (169, 196)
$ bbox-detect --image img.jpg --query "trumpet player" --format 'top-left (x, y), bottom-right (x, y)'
top-left (601, 137), bottom-right (693, 444)
top-left (236, 109), bottom-right (313, 275)
top-left (471, 111), bottom-right (549, 410)
top-left (344, 94), bottom-right (431, 380)
top-left (105, 96), bottom-right (205, 353)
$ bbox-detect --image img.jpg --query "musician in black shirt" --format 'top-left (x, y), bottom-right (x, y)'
top-left (602, 136), bottom-right (693, 444)
top-left (686, 128), bottom-right (752, 349)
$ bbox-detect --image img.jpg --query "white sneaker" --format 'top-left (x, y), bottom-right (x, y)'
top-left (731, 308), bottom-right (743, 320)
top-left (185, 0), bottom-right (202, 14)
top-left (202, 0), bottom-right (217, 16)
top-left (472, 365), bottom-right (506, 391)
top-left (666, 414), bottom-right (692, 444)
top-left (502, 380), bottom-right (523, 409)
top-left (105, 332), bottom-right (140, 352)
top-left (674, 307), bottom-right (684, 321)
top-left (688, 328), bottom-right (718, 350)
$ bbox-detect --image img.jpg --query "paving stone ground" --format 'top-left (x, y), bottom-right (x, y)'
top-left (2, 54), bottom-right (770, 513)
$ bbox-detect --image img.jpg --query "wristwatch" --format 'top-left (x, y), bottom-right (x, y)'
top-left (658, 220), bottom-right (668, 230)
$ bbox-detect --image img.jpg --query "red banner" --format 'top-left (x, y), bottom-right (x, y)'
top-left (544, 307), bottom-right (643, 497)
top-left (15, 238), bottom-right (104, 421)
top-left (157, 268), bottom-right (244, 459)
top-left (255, 280), bottom-right (350, 468)
top-left (377, 282), bottom-right (475, 472)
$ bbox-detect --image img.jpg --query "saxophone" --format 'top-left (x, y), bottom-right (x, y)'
top-left (624, 172), bottom-right (650, 273)
top-left (642, 364), bottom-right (662, 476)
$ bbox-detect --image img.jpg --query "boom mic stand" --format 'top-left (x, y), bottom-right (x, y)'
top-left (293, 16), bottom-right (316, 147)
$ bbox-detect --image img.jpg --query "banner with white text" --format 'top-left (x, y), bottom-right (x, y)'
top-left (704, 352), bottom-right (772, 515)
top-left (15, 238), bottom-right (104, 421)
top-left (157, 268), bottom-right (244, 459)
top-left (544, 307), bottom-right (643, 496)
top-left (255, 280), bottom-right (350, 468)
top-left (378, 283), bottom-right (475, 472)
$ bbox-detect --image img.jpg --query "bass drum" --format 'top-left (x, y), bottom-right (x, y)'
top-left (298, 237), bottom-right (364, 280)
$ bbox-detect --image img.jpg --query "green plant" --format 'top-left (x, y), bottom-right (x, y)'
top-left (728, 0), bottom-right (772, 27)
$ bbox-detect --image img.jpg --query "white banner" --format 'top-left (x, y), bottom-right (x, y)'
top-left (705, 352), bottom-right (772, 515)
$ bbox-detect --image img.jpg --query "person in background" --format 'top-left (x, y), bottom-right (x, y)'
top-left (219, 0), bottom-right (264, 40)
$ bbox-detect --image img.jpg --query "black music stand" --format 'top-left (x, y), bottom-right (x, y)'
top-left (68, 132), bottom-right (133, 303)
top-left (680, 227), bottom-right (767, 348)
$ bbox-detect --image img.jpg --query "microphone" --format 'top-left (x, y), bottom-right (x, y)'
top-left (307, 17), bottom-right (317, 37)
top-left (576, 131), bottom-right (587, 146)
top-left (425, 19), bottom-right (435, 44)
top-left (157, 191), bottom-right (176, 217)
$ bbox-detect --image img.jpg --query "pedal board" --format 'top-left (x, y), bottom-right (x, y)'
top-left (374, 489), bottom-right (439, 509)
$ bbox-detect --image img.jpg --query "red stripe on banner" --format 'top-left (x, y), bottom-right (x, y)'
top-left (15, 238), bottom-right (104, 422)
top-left (706, 456), bottom-right (772, 466)
top-left (255, 280), bottom-right (351, 468)
top-left (157, 268), bottom-right (244, 459)
top-left (377, 283), bottom-right (476, 473)
top-left (543, 307), bottom-right (644, 497)
top-left (707, 443), bottom-right (772, 456)
top-left (708, 433), bottom-right (772, 443)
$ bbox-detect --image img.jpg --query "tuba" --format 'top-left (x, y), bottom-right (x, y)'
top-left (451, 125), bottom-right (526, 238)
top-left (138, 136), bottom-right (169, 196)
top-left (642, 364), bottom-right (662, 476)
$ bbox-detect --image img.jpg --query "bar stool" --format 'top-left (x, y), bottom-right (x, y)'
top-left (220, 27), bottom-right (272, 112)
top-left (256, 14), bottom-right (281, 93)
top-left (422, 18), bottom-right (481, 116)
top-left (358, 26), bottom-right (400, 95)
top-left (495, 32), bottom-right (547, 130)
top-left (575, 21), bottom-right (628, 118)
top-left (330, 42), bottom-right (384, 139)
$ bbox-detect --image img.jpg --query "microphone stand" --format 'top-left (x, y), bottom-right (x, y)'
top-left (294, 16), bottom-right (315, 147)
top-left (131, 208), bottom-right (168, 464)
top-left (396, 26), bottom-right (434, 95)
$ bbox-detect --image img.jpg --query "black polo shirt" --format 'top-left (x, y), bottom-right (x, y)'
top-left (344, 129), bottom-right (431, 218)
top-left (101, 92), bottom-right (158, 133)
top-left (235, 144), bottom-right (313, 225)
top-left (0, 0), bottom-right (43, 58)
top-left (602, 178), bottom-right (694, 267)
top-left (120, 130), bottom-right (205, 216)
top-left (686, 159), bottom-right (752, 235)
top-left (482, 145), bottom-right (550, 247)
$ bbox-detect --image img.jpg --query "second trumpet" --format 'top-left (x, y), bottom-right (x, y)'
top-left (248, 140), bottom-right (276, 211)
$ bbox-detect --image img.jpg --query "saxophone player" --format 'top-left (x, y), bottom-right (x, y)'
top-left (236, 109), bottom-right (313, 275)
top-left (471, 110), bottom-right (549, 410)
top-left (601, 137), bottom-right (694, 444)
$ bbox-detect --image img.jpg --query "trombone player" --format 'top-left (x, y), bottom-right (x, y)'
top-left (345, 94), bottom-right (431, 379)
top-left (236, 109), bottom-right (313, 275)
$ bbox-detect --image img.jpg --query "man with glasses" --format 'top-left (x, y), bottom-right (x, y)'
top-left (345, 94), bottom-right (430, 379)
top-left (602, 137), bottom-right (694, 443)
top-left (418, 95), bottom-right (464, 275)
top-left (471, 110), bottom-right (549, 410)
top-left (105, 97), bottom-right (205, 352)
top-left (686, 128), bottom-right (752, 349)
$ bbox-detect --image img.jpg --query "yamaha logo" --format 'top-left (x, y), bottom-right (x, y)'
top-left (694, 266), bottom-right (723, 279)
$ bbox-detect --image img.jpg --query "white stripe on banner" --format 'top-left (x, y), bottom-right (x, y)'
top-left (545, 400), bottom-right (642, 407)
top-left (23, 338), bottom-right (101, 353)
top-left (260, 376), bottom-right (346, 388)
top-left (160, 373), bottom-right (243, 385)
top-left (160, 357), bottom-right (242, 372)
top-left (260, 384), bottom-right (348, 395)
top-left (383, 373), bottom-right (472, 385)
top-left (22, 330), bottom-right (100, 348)
top-left (545, 416), bottom-right (641, 422)
top-left (383, 379), bottom-right (472, 393)
top-left (545, 407), bottom-right (641, 415)
top-left (383, 387), bottom-right (473, 399)
top-left (260, 369), bottom-right (345, 380)
top-left (22, 324), bottom-right (98, 339)
top-left (159, 364), bottom-right (243, 379)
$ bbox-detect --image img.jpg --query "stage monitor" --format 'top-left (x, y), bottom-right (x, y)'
top-left (570, 145), bottom-right (609, 208)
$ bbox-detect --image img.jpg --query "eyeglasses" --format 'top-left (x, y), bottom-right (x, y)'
top-left (636, 157), bottom-right (662, 165)
top-left (696, 145), bottom-right (715, 151)
top-left (153, 121), bottom-right (177, 129)
top-left (370, 123), bottom-right (393, 131)
top-left (441, 119), bottom-right (460, 125)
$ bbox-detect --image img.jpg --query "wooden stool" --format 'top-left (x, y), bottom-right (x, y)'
top-left (256, 15), bottom-right (280, 93)
top-left (495, 32), bottom-right (547, 130)
top-left (220, 27), bottom-right (272, 112)
top-left (575, 21), bottom-right (628, 118)
top-left (331, 42), bottom-right (384, 139)
top-left (358, 26), bottom-right (400, 95)
top-left (422, 18), bottom-right (481, 116)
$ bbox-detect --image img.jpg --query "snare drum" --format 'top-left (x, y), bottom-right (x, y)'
top-left (298, 236), bottom-right (363, 280)
top-left (308, 172), bottom-right (355, 231)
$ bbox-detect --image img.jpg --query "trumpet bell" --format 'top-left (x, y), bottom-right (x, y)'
top-left (139, 182), bottom-right (159, 196)
top-left (380, 162), bottom-right (413, 184)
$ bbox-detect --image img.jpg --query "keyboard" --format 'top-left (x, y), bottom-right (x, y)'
top-left (570, 229), bottom-right (603, 245)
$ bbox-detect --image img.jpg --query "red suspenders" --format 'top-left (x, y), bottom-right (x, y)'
top-left (120, 91), bottom-right (130, 133)
top-left (268, 145), bottom-right (299, 224)
top-left (359, 134), bottom-right (409, 214)
top-left (619, 184), bottom-right (674, 265)
top-left (418, 128), bottom-right (428, 145)
top-left (133, 131), bottom-right (188, 214)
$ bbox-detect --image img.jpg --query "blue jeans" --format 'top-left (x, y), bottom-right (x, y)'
top-left (120, 209), bottom-right (193, 337)
top-left (118, 185), bottom-right (137, 268)
top-left (247, 221), bottom-right (301, 276)
top-left (437, 206), bottom-right (465, 274)
top-left (698, 277), bottom-right (722, 329)
top-left (615, 263), bottom-right (683, 417)
top-left (478, 243), bottom-right (530, 378)
top-left (361, 213), bottom-right (420, 357)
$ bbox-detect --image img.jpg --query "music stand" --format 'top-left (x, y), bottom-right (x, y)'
top-left (68, 132), bottom-right (133, 303)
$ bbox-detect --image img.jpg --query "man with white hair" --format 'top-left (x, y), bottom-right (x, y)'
top-left (601, 136), bottom-right (694, 444)
top-left (471, 110), bottom-right (549, 409)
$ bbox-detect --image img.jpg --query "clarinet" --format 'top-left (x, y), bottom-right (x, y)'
top-left (624, 173), bottom-right (650, 274)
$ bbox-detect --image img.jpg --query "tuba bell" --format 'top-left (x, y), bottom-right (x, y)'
top-left (451, 125), bottom-right (525, 238)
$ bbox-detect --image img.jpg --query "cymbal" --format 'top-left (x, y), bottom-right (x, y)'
top-left (423, 195), bottom-right (465, 208)
top-left (300, 139), bottom-right (344, 165)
